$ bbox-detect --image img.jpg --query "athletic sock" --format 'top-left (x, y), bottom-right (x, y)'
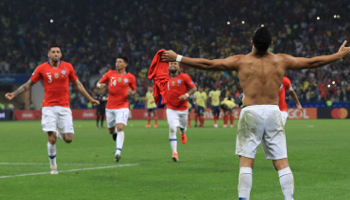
top-left (47, 142), bottom-right (57, 166)
top-left (154, 117), bottom-right (158, 125)
top-left (116, 131), bottom-right (124, 155)
top-left (238, 167), bottom-right (253, 200)
top-left (200, 116), bottom-right (204, 126)
top-left (101, 116), bottom-right (104, 127)
top-left (147, 117), bottom-right (151, 125)
top-left (96, 116), bottom-right (99, 127)
top-left (224, 116), bottom-right (229, 124)
top-left (169, 126), bottom-right (177, 153)
top-left (214, 116), bottom-right (218, 124)
top-left (278, 167), bottom-right (294, 200)
top-left (187, 115), bottom-right (191, 126)
top-left (230, 116), bottom-right (234, 125)
top-left (195, 115), bottom-right (198, 126)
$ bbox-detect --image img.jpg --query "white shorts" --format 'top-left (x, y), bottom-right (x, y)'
top-left (106, 108), bottom-right (129, 128)
top-left (235, 105), bottom-right (287, 160)
top-left (41, 106), bottom-right (74, 133)
top-left (166, 109), bottom-right (188, 129)
top-left (281, 111), bottom-right (288, 126)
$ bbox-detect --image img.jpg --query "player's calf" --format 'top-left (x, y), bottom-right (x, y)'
top-left (62, 133), bottom-right (73, 143)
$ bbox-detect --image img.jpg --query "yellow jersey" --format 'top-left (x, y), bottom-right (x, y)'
top-left (221, 98), bottom-right (235, 109)
top-left (146, 92), bottom-right (157, 109)
top-left (194, 91), bottom-right (207, 108)
top-left (187, 102), bottom-right (192, 110)
top-left (209, 90), bottom-right (221, 106)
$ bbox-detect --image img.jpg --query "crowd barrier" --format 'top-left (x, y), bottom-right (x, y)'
top-left (9, 107), bottom-right (349, 121)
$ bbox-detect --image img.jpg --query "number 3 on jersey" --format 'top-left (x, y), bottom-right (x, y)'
top-left (47, 73), bottom-right (52, 83)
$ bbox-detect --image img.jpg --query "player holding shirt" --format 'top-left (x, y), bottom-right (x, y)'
top-left (145, 86), bottom-right (158, 128)
top-left (166, 62), bottom-right (197, 162)
top-left (5, 45), bottom-right (99, 174)
top-left (193, 86), bottom-right (207, 127)
top-left (97, 56), bottom-right (136, 162)
top-left (279, 76), bottom-right (302, 126)
top-left (208, 85), bottom-right (221, 127)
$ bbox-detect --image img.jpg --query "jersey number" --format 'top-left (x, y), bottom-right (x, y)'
top-left (110, 79), bottom-right (117, 86)
top-left (47, 75), bottom-right (52, 83)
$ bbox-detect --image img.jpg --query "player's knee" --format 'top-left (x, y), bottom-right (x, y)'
top-left (116, 125), bottom-right (124, 132)
top-left (63, 133), bottom-right (73, 143)
top-left (169, 126), bottom-right (177, 136)
top-left (48, 132), bottom-right (57, 144)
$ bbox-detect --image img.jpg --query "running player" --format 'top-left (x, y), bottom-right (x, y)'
top-left (145, 86), bottom-right (158, 128)
top-left (220, 96), bottom-right (236, 128)
top-left (5, 44), bottom-right (99, 174)
top-left (96, 56), bottom-right (136, 162)
top-left (161, 27), bottom-right (350, 199)
top-left (279, 76), bottom-right (302, 126)
top-left (193, 86), bottom-right (207, 127)
top-left (95, 88), bottom-right (108, 128)
top-left (166, 61), bottom-right (196, 162)
top-left (208, 85), bottom-right (221, 127)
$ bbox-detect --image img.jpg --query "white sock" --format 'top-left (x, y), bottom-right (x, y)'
top-left (116, 131), bottom-right (124, 155)
top-left (169, 126), bottom-right (177, 153)
top-left (278, 167), bottom-right (294, 200)
top-left (238, 167), bottom-right (253, 200)
top-left (47, 142), bottom-right (56, 166)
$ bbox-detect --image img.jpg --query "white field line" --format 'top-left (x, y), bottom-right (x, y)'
top-left (0, 162), bottom-right (112, 166)
top-left (0, 164), bottom-right (138, 179)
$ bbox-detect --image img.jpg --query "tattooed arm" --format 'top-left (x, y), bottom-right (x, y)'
top-left (5, 80), bottom-right (36, 100)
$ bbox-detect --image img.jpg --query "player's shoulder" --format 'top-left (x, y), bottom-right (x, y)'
top-left (35, 62), bottom-right (49, 70)
top-left (126, 72), bottom-right (136, 78)
top-left (283, 76), bottom-right (291, 83)
top-left (60, 61), bottom-right (74, 68)
top-left (179, 72), bottom-right (191, 79)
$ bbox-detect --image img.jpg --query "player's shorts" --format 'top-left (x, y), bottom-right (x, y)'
top-left (41, 106), bottom-right (74, 134)
top-left (166, 109), bottom-right (188, 129)
top-left (235, 105), bottom-right (286, 160)
top-left (106, 108), bottom-right (129, 128)
top-left (147, 107), bottom-right (157, 112)
top-left (96, 108), bottom-right (106, 116)
top-left (195, 105), bottom-right (205, 116)
top-left (211, 106), bottom-right (220, 116)
top-left (281, 111), bottom-right (288, 126)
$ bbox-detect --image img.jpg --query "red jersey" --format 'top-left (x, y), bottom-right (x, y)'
top-left (166, 73), bottom-right (195, 111)
top-left (100, 71), bottom-right (136, 109)
top-left (30, 61), bottom-right (78, 107)
top-left (278, 76), bottom-right (292, 112)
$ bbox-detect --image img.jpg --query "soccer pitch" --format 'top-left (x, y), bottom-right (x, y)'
top-left (0, 119), bottom-right (349, 199)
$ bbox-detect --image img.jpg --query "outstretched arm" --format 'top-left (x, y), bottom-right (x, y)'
top-left (161, 50), bottom-right (240, 71)
top-left (5, 80), bottom-right (35, 100)
top-left (285, 40), bottom-right (350, 70)
top-left (73, 79), bottom-right (100, 106)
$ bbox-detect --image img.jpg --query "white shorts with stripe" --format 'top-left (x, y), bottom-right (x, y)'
top-left (41, 106), bottom-right (74, 133)
top-left (106, 108), bottom-right (129, 128)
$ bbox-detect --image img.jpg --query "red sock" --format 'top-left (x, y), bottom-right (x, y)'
top-left (224, 116), bottom-right (228, 124)
top-left (195, 114), bottom-right (198, 126)
top-left (230, 116), bottom-right (234, 125)
top-left (200, 116), bottom-right (204, 126)
top-left (147, 117), bottom-right (151, 125)
top-left (214, 116), bottom-right (218, 124)
top-left (187, 115), bottom-right (191, 126)
top-left (154, 117), bottom-right (158, 125)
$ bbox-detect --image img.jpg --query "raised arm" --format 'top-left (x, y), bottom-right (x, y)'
top-left (284, 40), bottom-right (350, 70)
top-left (5, 80), bottom-right (35, 100)
top-left (161, 50), bottom-right (241, 71)
top-left (73, 79), bottom-right (100, 106)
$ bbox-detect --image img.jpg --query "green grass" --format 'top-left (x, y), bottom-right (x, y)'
top-left (0, 119), bottom-right (349, 199)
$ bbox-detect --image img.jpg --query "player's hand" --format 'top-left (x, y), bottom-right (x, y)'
top-left (98, 83), bottom-right (106, 89)
top-left (90, 99), bottom-right (100, 106)
top-left (338, 40), bottom-right (350, 58)
top-left (297, 104), bottom-right (303, 113)
top-left (127, 88), bottom-right (135, 95)
top-left (5, 93), bottom-right (15, 100)
top-left (161, 50), bottom-right (177, 62)
top-left (178, 94), bottom-right (188, 101)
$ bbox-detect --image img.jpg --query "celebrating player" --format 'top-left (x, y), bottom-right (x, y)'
top-left (5, 44), bottom-right (99, 174)
top-left (208, 85), bottom-right (221, 127)
top-left (95, 87), bottom-right (108, 128)
top-left (161, 27), bottom-right (350, 199)
top-left (166, 61), bottom-right (196, 162)
top-left (220, 96), bottom-right (236, 128)
top-left (279, 76), bottom-right (302, 126)
top-left (145, 86), bottom-right (158, 128)
top-left (96, 56), bottom-right (136, 162)
top-left (193, 86), bottom-right (207, 127)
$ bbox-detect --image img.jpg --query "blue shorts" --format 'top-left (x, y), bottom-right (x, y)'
top-left (212, 106), bottom-right (220, 116)
top-left (195, 106), bottom-right (205, 116)
top-left (147, 108), bottom-right (157, 112)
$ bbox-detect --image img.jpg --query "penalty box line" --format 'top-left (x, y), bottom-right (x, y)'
top-left (0, 164), bottom-right (138, 179)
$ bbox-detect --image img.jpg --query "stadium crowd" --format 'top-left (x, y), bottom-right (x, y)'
top-left (1, 0), bottom-right (350, 108)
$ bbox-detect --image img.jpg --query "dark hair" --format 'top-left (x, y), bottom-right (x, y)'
top-left (117, 56), bottom-right (128, 63)
top-left (48, 44), bottom-right (60, 51)
top-left (252, 27), bottom-right (272, 51)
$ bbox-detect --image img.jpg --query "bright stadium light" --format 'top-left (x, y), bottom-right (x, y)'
top-left (261, 24), bottom-right (264, 27)
top-left (337, 15), bottom-right (340, 18)
top-left (227, 21), bottom-right (230, 25)
top-left (332, 81), bottom-right (335, 84)
top-left (317, 16), bottom-right (320, 20)
top-left (242, 21), bottom-right (245, 24)
top-left (50, 19), bottom-right (54, 23)
top-left (334, 15), bottom-right (337, 18)
top-left (328, 85), bottom-right (331, 88)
